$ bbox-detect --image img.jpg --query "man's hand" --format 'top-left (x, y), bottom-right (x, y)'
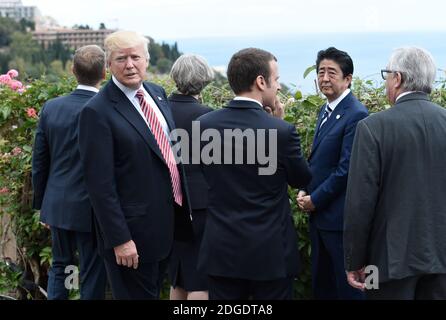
top-left (346, 268), bottom-right (366, 291)
top-left (264, 97), bottom-right (285, 119)
top-left (297, 190), bottom-right (307, 199)
top-left (39, 221), bottom-right (50, 230)
top-left (114, 240), bottom-right (139, 269)
top-left (297, 195), bottom-right (315, 213)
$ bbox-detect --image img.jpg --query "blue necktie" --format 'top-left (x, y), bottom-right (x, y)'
top-left (319, 104), bottom-right (333, 129)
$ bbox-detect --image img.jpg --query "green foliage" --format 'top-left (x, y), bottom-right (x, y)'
top-left (0, 17), bottom-right (31, 48)
top-left (156, 58), bottom-right (173, 74)
top-left (148, 38), bottom-right (182, 73)
top-left (0, 260), bottom-right (22, 296)
top-left (1, 75), bottom-right (77, 298)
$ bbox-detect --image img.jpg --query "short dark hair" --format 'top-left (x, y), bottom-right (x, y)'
top-left (227, 48), bottom-right (277, 94)
top-left (73, 45), bottom-right (105, 86)
top-left (316, 47), bottom-right (354, 78)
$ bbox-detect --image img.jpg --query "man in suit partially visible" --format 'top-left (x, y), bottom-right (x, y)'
top-left (344, 47), bottom-right (446, 299)
top-left (198, 48), bottom-right (311, 300)
top-left (78, 31), bottom-right (193, 299)
top-left (297, 47), bottom-right (368, 299)
top-left (32, 45), bottom-right (107, 299)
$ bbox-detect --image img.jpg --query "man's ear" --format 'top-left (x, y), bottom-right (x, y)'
top-left (345, 74), bottom-right (353, 86)
top-left (255, 75), bottom-right (267, 91)
top-left (395, 72), bottom-right (403, 89)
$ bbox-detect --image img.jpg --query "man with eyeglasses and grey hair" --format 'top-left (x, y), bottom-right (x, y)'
top-left (344, 46), bottom-right (446, 299)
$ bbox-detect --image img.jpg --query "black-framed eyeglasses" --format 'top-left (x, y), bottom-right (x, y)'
top-left (381, 69), bottom-right (403, 80)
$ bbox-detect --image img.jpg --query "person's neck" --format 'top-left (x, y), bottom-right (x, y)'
top-left (178, 92), bottom-right (199, 99)
top-left (237, 92), bottom-right (263, 104)
top-left (79, 83), bottom-right (101, 89)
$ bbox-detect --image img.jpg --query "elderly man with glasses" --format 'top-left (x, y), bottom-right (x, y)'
top-left (344, 47), bottom-right (446, 299)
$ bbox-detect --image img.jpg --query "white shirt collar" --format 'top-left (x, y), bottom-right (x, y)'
top-left (77, 84), bottom-right (99, 93)
top-left (233, 96), bottom-right (263, 108)
top-left (327, 88), bottom-right (351, 112)
top-left (396, 91), bottom-right (415, 102)
top-left (112, 76), bottom-right (142, 100)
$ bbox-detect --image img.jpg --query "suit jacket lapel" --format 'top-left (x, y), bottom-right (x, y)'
top-left (313, 104), bottom-right (327, 143)
top-left (143, 83), bottom-right (175, 131)
top-left (310, 97), bottom-right (349, 157)
top-left (107, 81), bottom-right (166, 164)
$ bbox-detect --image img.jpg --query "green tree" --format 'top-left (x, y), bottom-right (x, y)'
top-left (9, 32), bottom-right (41, 64)
top-left (156, 58), bottom-right (173, 74)
top-left (99, 23), bottom-right (106, 30)
top-left (0, 17), bottom-right (22, 47)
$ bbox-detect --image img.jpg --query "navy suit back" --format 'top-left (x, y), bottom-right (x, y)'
top-left (32, 89), bottom-right (96, 232)
top-left (197, 100), bottom-right (311, 281)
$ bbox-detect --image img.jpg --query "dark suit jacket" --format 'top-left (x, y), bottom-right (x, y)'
top-left (32, 89), bottom-right (96, 232)
top-left (78, 80), bottom-right (192, 263)
top-left (168, 93), bottom-right (213, 210)
top-left (344, 92), bottom-right (446, 282)
top-left (308, 92), bottom-right (368, 231)
top-left (197, 100), bottom-right (311, 281)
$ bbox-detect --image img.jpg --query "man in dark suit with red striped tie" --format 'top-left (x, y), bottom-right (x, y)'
top-left (78, 31), bottom-right (192, 299)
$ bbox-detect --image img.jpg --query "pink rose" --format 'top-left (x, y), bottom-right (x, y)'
top-left (8, 80), bottom-right (23, 91)
top-left (7, 69), bottom-right (19, 79)
top-left (0, 187), bottom-right (9, 194)
top-left (26, 108), bottom-right (38, 118)
top-left (0, 74), bottom-right (11, 84)
top-left (12, 147), bottom-right (22, 156)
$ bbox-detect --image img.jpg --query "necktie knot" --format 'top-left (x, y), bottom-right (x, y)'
top-left (319, 103), bottom-right (333, 129)
top-left (135, 89), bottom-right (145, 101)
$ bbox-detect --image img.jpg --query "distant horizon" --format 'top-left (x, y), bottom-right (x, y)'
top-left (170, 32), bottom-right (446, 94)
top-left (162, 30), bottom-right (446, 42)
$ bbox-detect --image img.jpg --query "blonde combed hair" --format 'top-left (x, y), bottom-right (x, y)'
top-left (104, 30), bottom-right (150, 62)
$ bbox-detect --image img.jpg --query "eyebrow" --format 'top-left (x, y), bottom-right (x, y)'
top-left (318, 67), bottom-right (338, 72)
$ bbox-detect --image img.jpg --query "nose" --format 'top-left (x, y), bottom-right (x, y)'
top-left (322, 72), bottom-right (330, 82)
top-left (125, 57), bottom-right (134, 69)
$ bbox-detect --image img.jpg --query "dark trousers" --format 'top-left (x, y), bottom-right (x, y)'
top-left (104, 257), bottom-right (168, 300)
top-left (310, 225), bottom-right (364, 300)
top-left (208, 275), bottom-right (294, 300)
top-left (48, 227), bottom-right (107, 300)
top-left (366, 274), bottom-right (446, 300)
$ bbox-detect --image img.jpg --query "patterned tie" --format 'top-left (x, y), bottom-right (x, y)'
top-left (135, 89), bottom-right (182, 206)
top-left (319, 103), bottom-right (333, 129)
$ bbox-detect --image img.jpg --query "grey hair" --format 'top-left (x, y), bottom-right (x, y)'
top-left (387, 46), bottom-right (436, 94)
top-left (170, 54), bottom-right (214, 95)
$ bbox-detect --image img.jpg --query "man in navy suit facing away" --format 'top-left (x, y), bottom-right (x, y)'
top-left (32, 45), bottom-right (107, 299)
top-left (198, 48), bottom-right (311, 299)
top-left (297, 47), bottom-right (368, 299)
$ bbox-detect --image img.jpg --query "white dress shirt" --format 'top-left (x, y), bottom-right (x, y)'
top-left (233, 96), bottom-right (263, 108)
top-left (77, 84), bottom-right (99, 93)
top-left (112, 76), bottom-right (170, 138)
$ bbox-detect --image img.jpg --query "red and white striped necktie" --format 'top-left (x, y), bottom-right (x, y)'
top-left (135, 89), bottom-right (182, 206)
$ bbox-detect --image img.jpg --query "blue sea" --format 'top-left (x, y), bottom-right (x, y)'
top-left (165, 32), bottom-right (446, 94)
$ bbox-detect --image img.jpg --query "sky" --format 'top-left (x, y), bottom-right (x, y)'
top-left (23, 0), bottom-right (446, 42)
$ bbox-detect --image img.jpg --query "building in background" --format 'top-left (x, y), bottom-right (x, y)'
top-left (0, 0), bottom-right (40, 22)
top-left (32, 28), bottom-right (116, 50)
